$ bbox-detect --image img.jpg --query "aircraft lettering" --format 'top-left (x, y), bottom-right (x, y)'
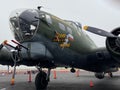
top-left (53, 32), bottom-right (71, 48)
top-left (60, 43), bottom-right (70, 48)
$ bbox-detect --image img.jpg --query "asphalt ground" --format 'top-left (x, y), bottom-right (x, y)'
top-left (0, 70), bottom-right (120, 90)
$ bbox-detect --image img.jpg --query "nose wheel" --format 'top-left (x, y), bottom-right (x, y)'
top-left (35, 71), bottom-right (48, 90)
top-left (35, 68), bottom-right (51, 90)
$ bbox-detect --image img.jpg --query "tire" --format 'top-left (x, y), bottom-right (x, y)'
top-left (95, 72), bottom-right (105, 79)
top-left (35, 71), bottom-right (48, 90)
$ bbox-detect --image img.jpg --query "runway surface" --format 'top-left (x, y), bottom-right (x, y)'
top-left (0, 70), bottom-right (120, 90)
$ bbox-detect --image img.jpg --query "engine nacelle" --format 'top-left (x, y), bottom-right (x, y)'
top-left (106, 27), bottom-right (120, 62)
top-left (95, 72), bottom-right (105, 79)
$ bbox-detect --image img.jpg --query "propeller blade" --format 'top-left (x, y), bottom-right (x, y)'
top-left (83, 26), bottom-right (117, 38)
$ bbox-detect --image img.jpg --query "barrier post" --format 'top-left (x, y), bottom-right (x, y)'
top-left (76, 69), bottom-right (80, 77)
top-left (53, 70), bottom-right (57, 79)
top-left (28, 71), bottom-right (32, 83)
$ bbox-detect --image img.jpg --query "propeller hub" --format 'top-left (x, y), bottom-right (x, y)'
top-left (83, 26), bottom-right (88, 30)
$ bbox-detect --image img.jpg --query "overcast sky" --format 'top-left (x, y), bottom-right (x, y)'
top-left (0, 0), bottom-right (120, 47)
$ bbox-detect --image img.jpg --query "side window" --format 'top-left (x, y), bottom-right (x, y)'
top-left (59, 23), bottom-right (65, 31)
top-left (45, 14), bottom-right (52, 24)
top-left (76, 22), bottom-right (82, 29)
top-left (67, 27), bottom-right (72, 34)
top-left (39, 13), bottom-right (45, 19)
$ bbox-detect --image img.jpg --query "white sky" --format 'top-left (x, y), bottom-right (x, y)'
top-left (0, 0), bottom-right (120, 69)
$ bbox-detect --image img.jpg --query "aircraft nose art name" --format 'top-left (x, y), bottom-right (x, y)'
top-left (52, 31), bottom-right (74, 48)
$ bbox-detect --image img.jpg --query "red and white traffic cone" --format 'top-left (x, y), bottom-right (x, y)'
top-left (90, 80), bottom-right (94, 87)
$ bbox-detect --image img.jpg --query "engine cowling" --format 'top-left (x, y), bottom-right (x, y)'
top-left (106, 27), bottom-right (120, 62)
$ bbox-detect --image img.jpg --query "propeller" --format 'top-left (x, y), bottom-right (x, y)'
top-left (83, 26), bottom-right (117, 38)
top-left (83, 26), bottom-right (120, 55)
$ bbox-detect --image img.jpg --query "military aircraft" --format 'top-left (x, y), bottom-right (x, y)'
top-left (0, 6), bottom-right (120, 90)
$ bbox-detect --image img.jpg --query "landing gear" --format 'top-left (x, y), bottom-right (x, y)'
top-left (35, 68), bottom-right (51, 90)
top-left (35, 71), bottom-right (48, 90)
top-left (70, 68), bottom-right (76, 73)
top-left (95, 72), bottom-right (105, 79)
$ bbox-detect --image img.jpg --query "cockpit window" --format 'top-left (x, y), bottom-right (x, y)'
top-left (9, 9), bottom-right (39, 41)
top-left (65, 20), bottom-right (82, 30)
top-left (74, 22), bottom-right (82, 29)
top-left (45, 14), bottom-right (52, 24)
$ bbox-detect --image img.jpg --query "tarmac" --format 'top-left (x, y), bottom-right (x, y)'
top-left (0, 70), bottom-right (120, 90)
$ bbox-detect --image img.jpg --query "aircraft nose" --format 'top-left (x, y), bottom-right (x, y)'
top-left (19, 9), bottom-right (39, 26)
top-left (19, 9), bottom-right (40, 36)
top-left (9, 9), bottom-right (40, 41)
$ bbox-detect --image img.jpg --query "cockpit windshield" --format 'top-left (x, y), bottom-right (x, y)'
top-left (65, 20), bottom-right (82, 30)
top-left (9, 9), bottom-right (39, 41)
